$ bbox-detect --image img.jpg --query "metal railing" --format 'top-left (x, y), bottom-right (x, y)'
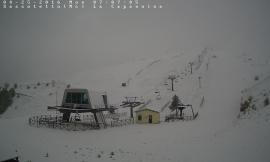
top-left (28, 114), bottom-right (133, 131)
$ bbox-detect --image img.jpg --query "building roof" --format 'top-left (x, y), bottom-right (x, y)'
top-left (135, 108), bottom-right (160, 114)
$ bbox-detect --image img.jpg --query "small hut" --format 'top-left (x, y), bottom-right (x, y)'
top-left (135, 108), bottom-right (160, 124)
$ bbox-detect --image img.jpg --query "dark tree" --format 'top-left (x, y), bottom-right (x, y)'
top-left (0, 87), bottom-right (15, 114)
top-left (169, 95), bottom-right (180, 116)
top-left (169, 95), bottom-right (186, 118)
top-left (240, 96), bottom-right (253, 112)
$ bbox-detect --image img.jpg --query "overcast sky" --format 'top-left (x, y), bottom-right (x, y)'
top-left (0, 0), bottom-right (270, 84)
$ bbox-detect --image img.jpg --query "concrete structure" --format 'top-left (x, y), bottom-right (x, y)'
top-left (135, 108), bottom-right (160, 124)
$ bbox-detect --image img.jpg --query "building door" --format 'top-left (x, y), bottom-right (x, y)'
top-left (149, 115), bottom-right (152, 123)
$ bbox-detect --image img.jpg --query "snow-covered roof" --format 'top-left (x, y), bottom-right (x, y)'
top-left (135, 108), bottom-right (160, 114)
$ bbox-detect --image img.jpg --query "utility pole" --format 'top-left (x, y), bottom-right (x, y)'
top-left (198, 76), bottom-right (202, 88)
top-left (168, 75), bottom-right (177, 91)
top-left (189, 62), bottom-right (194, 74)
top-left (56, 90), bottom-right (58, 106)
top-left (207, 56), bottom-right (211, 71)
top-left (55, 85), bottom-right (59, 106)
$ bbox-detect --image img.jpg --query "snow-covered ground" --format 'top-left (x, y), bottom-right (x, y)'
top-left (1, 47), bottom-right (270, 162)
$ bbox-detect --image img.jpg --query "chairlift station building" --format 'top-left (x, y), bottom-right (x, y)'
top-left (135, 108), bottom-right (160, 124)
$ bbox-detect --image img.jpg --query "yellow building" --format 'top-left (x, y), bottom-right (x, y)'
top-left (135, 108), bottom-right (160, 124)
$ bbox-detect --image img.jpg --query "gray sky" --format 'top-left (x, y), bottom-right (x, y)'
top-left (0, 0), bottom-right (270, 83)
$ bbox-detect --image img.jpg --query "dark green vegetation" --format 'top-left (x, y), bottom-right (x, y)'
top-left (240, 96), bottom-right (254, 112)
top-left (0, 83), bottom-right (16, 114)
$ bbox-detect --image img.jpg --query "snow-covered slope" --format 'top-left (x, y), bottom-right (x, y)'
top-left (0, 47), bottom-right (270, 162)
top-left (1, 81), bottom-right (67, 119)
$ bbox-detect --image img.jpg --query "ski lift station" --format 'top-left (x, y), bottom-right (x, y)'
top-left (48, 88), bottom-right (115, 127)
top-left (135, 108), bottom-right (160, 124)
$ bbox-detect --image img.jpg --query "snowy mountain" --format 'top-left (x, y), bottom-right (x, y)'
top-left (1, 47), bottom-right (270, 162)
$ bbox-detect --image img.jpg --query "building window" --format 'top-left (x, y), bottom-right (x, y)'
top-left (65, 92), bottom-right (89, 104)
top-left (138, 115), bottom-right (142, 121)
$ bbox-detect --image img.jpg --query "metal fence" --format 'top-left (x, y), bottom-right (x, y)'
top-left (28, 115), bottom-right (99, 131)
top-left (28, 114), bottom-right (134, 131)
top-left (165, 113), bottom-right (198, 122)
top-left (110, 118), bottom-right (134, 127)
